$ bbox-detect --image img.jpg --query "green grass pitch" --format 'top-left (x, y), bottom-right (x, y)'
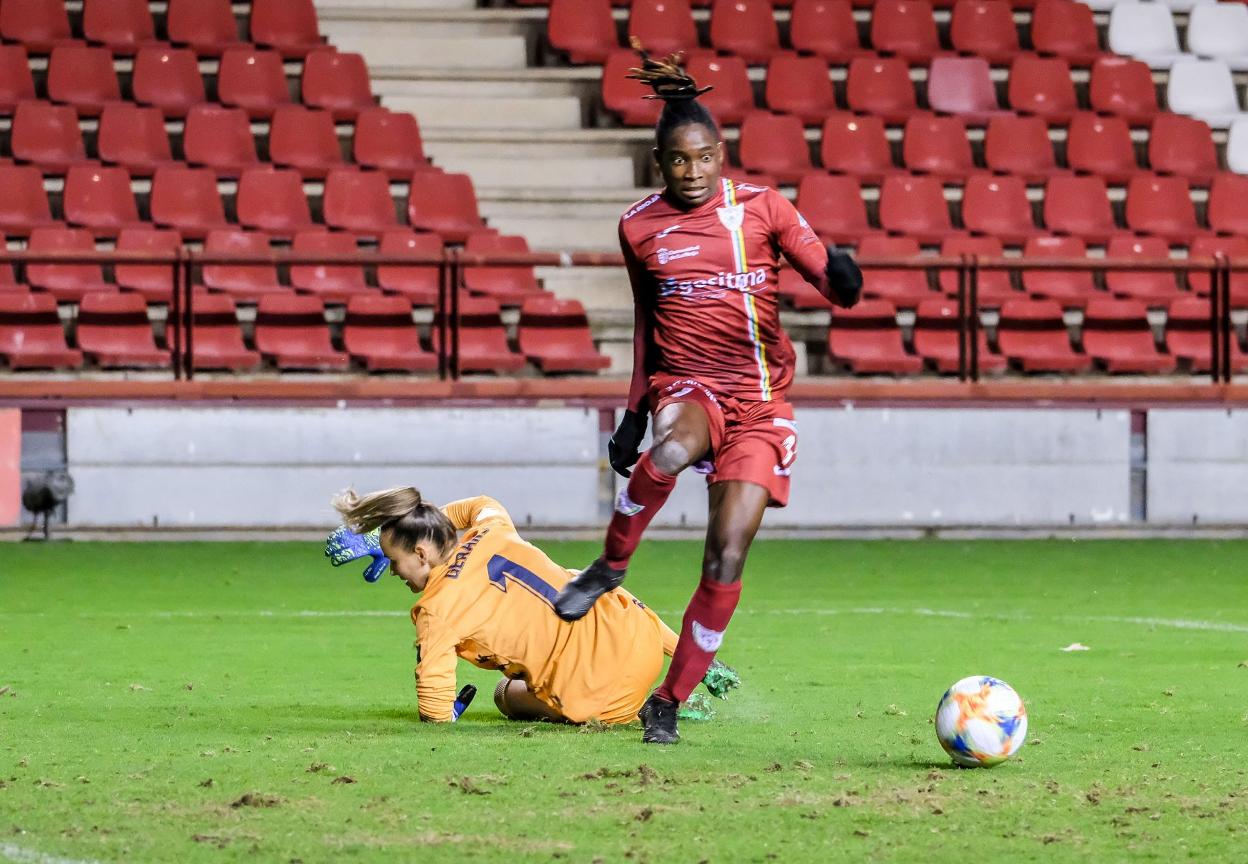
top-left (2, 539), bottom-right (1246, 863)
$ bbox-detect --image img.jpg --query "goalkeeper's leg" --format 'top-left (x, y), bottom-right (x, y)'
top-left (493, 679), bottom-right (565, 723)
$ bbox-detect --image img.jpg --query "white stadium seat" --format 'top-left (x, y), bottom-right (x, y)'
top-left (1108, 1), bottom-right (1187, 69)
top-left (1225, 118), bottom-right (1248, 173)
top-left (1166, 57), bottom-right (1247, 128)
top-left (1076, 0), bottom-right (1125, 12)
top-left (1159, 0), bottom-right (1214, 13)
top-left (1187, 3), bottom-right (1248, 71)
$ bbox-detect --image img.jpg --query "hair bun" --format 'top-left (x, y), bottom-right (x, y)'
top-left (626, 37), bottom-right (713, 102)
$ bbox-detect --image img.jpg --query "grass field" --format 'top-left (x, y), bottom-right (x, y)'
top-left (2, 538), bottom-right (1246, 863)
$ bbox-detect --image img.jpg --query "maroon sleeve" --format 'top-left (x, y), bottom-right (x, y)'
top-left (620, 222), bottom-right (655, 414)
top-left (769, 190), bottom-right (836, 303)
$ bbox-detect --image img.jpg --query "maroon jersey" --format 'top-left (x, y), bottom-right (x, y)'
top-left (621, 178), bottom-right (829, 410)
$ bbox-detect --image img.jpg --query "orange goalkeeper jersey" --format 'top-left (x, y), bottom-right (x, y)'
top-left (411, 496), bottom-right (676, 723)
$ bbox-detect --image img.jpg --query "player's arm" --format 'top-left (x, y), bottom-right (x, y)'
top-left (412, 607), bottom-right (460, 722)
top-left (611, 224), bottom-right (656, 477)
top-left (769, 190), bottom-right (862, 309)
top-left (440, 496), bottom-right (514, 532)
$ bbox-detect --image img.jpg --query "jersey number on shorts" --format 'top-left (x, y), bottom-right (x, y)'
top-left (486, 555), bottom-right (558, 609)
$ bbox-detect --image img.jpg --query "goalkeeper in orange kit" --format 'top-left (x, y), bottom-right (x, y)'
top-left (325, 486), bottom-right (738, 724)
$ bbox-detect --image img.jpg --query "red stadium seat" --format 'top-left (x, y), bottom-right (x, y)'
top-left (115, 227), bottom-right (181, 303)
top-left (269, 106), bottom-right (344, 179)
top-left (518, 295), bottom-right (611, 373)
top-left (218, 47), bottom-right (291, 119)
top-left (846, 56), bottom-right (917, 123)
top-left (408, 173), bottom-right (487, 244)
top-left (1104, 236), bottom-right (1182, 305)
top-left (913, 298), bottom-right (1007, 373)
top-left (0, 165), bottom-right (54, 237)
top-left (1166, 296), bottom-right (1248, 373)
top-left (1082, 297), bottom-right (1174, 373)
top-left (0, 46), bottom-right (36, 113)
top-left (827, 299), bottom-right (924, 374)
top-left (820, 114), bottom-right (897, 182)
top-left (983, 115), bottom-right (1060, 181)
top-left (778, 267), bottom-right (832, 310)
top-left (878, 175), bottom-right (955, 242)
top-left (182, 105), bottom-right (260, 178)
top-left (166, 0), bottom-right (243, 56)
top-left (710, 0), bottom-right (781, 63)
top-left (250, 0), bottom-right (323, 58)
top-left (684, 53), bottom-right (753, 125)
top-left (323, 169), bottom-right (399, 236)
top-left (0, 0), bottom-right (72, 52)
top-left (150, 165), bottom-right (228, 239)
top-left (77, 291), bottom-right (169, 368)
top-left (10, 102), bottom-right (85, 172)
top-left (790, 0), bottom-right (864, 62)
top-left (1008, 55), bottom-right (1077, 122)
top-left (202, 229), bottom-right (288, 302)
top-left (26, 227), bottom-right (112, 303)
top-left (925, 57), bottom-right (1005, 122)
top-left (464, 233), bottom-right (544, 306)
top-left (871, 0), bottom-right (942, 62)
top-left (378, 229), bottom-right (442, 306)
top-left (97, 103), bottom-right (173, 177)
top-left (1030, 0), bottom-right (1101, 67)
top-left (83, 0), bottom-right (158, 55)
top-left (1207, 173), bottom-right (1248, 235)
top-left (236, 168), bottom-right (313, 238)
top-left (431, 295), bottom-right (526, 374)
top-left (253, 294), bottom-right (349, 370)
top-left (996, 298), bottom-right (1091, 372)
top-left (1186, 235), bottom-right (1248, 304)
top-left (738, 111), bottom-right (813, 183)
top-left (342, 294), bottom-right (438, 373)
top-left (766, 54), bottom-right (837, 124)
top-left (353, 108), bottom-right (431, 179)
top-left (131, 46), bottom-right (205, 118)
top-left (902, 114), bottom-right (973, 179)
top-left (949, 0), bottom-right (1018, 64)
top-left (302, 50), bottom-right (374, 120)
top-left (856, 234), bottom-right (936, 307)
top-left (548, 0), bottom-right (617, 64)
top-left (1125, 175), bottom-right (1199, 243)
top-left (938, 235), bottom-right (1019, 305)
top-left (1148, 114), bottom-right (1219, 185)
top-left (628, 0), bottom-right (698, 57)
top-left (602, 50), bottom-right (663, 126)
top-left (795, 174), bottom-right (871, 242)
top-left (63, 164), bottom-right (141, 238)
top-left (1066, 112), bottom-right (1139, 183)
top-left (290, 230), bottom-right (377, 302)
top-left (190, 293), bottom-right (261, 371)
top-left (1088, 57), bottom-right (1158, 125)
top-left (1043, 175), bottom-right (1122, 243)
top-left (0, 293), bottom-right (82, 369)
top-left (1021, 235), bottom-right (1098, 308)
top-left (46, 44), bottom-right (120, 117)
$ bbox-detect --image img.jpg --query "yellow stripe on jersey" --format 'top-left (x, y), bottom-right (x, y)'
top-left (723, 179), bottom-right (772, 401)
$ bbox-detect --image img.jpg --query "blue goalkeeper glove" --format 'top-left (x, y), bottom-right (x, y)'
top-left (325, 525), bottom-right (390, 583)
top-left (452, 685), bottom-right (477, 721)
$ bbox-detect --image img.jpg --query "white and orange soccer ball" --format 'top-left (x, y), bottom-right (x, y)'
top-left (935, 676), bottom-right (1028, 767)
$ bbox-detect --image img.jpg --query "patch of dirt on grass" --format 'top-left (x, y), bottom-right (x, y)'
top-left (579, 719), bottom-right (610, 734)
top-left (331, 776), bottom-right (357, 785)
top-left (307, 762), bottom-right (332, 774)
top-left (231, 792), bottom-right (283, 809)
top-left (447, 776), bottom-right (490, 795)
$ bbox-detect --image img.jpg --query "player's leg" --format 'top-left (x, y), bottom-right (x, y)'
top-left (493, 679), bottom-right (566, 723)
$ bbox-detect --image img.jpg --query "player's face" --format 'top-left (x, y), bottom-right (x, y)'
top-left (655, 123), bottom-right (724, 209)
top-left (381, 536), bottom-right (439, 594)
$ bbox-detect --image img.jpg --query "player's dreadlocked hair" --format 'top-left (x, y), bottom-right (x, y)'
top-left (332, 486), bottom-right (457, 554)
top-left (626, 37), bottom-right (719, 150)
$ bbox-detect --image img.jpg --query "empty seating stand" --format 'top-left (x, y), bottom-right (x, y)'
top-left (997, 299), bottom-right (1092, 372)
top-left (913, 298), bottom-right (1007, 374)
top-left (343, 294), bottom-right (438, 373)
top-left (0, 292), bottom-right (82, 369)
top-left (253, 295), bottom-right (350, 370)
top-left (191, 294), bottom-right (261, 371)
top-left (76, 291), bottom-right (170, 368)
top-left (518, 296), bottom-right (610, 373)
top-left (432, 296), bottom-right (526, 374)
top-left (827, 300), bottom-right (924, 374)
top-left (1081, 298), bottom-right (1176, 373)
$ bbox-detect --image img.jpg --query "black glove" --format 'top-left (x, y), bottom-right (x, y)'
top-left (825, 246), bottom-right (863, 309)
top-left (608, 410), bottom-right (648, 478)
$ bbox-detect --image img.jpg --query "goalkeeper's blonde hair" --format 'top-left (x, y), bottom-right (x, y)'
top-left (332, 486), bottom-right (456, 553)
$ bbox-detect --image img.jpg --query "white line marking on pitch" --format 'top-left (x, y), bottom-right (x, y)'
top-left (0, 844), bottom-right (101, 864)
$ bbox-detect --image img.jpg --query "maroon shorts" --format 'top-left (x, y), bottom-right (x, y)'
top-left (648, 374), bottom-right (798, 508)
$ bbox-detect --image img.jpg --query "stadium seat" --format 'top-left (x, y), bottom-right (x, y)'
top-left (778, 267), bottom-right (833, 309)
top-left (766, 54), bottom-right (837, 124)
top-left (870, 0), bottom-right (942, 62)
top-left (0, 0), bottom-right (72, 52)
top-left (602, 50), bottom-right (664, 126)
top-left (377, 230), bottom-right (442, 306)
top-left (963, 175), bottom-right (1041, 243)
top-left (789, 0), bottom-right (865, 62)
top-left (827, 299), bottom-right (924, 374)
top-left (131, 46), bottom-right (205, 118)
top-left (1207, 173), bottom-right (1248, 235)
top-left (269, 106), bottom-right (344, 179)
top-left (938, 235), bottom-right (1019, 306)
top-left (925, 57), bottom-right (1005, 121)
top-left (0, 46), bottom-right (35, 113)
top-left (1187, 2), bottom-right (1248, 71)
top-left (63, 164), bottom-right (141, 238)
top-left (1104, 236), bottom-right (1182, 305)
top-left (76, 291), bottom-right (169, 368)
top-left (190, 293), bottom-right (261, 371)
top-left (856, 235), bottom-right (936, 307)
top-left (0, 165), bottom-right (55, 237)
top-left (253, 294), bottom-right (350, 370)
top-left (628, 0), bottom-right (698, 57)
top-left (710, 0), bottom-right (782, 63)
top-left (1186, 235), bottom-right (1248, 303)
top-left (250, 0), bottom-right (324, 58)
top-left (686, 54), bottom-right (754, 125)
top-left (1167, 58), bottom-right (1247, 129)
top-left (1088, 56), bottom-right (1158, 124)
top-left (166, 0), bottom-right (243, 56)
top-left (820, 114), bottom-right (897, 182)
top-left (902, 114), bottom-right (974, 179)
top-left (1107, 1), bottom-right (1185, 69)
top-left (878, 175), bottom-right (955, 241)
top-left (115, 227), bottom-right (181, 303)
top-left (1081, 297), bottom-right (1175, 372)
top-left (236, 168), bottom-right (314, 238)
top-left (1021, 235), bottom-right (1098, 308)
top-left (302, 50), bottom-right (375, 120)
top-left (342, 294), bottom-right (438, 373)
top-left (1008, 55), bottom-right (1077, 122)
top-left (1125, 175), bottom-right (1200, 242)
top-left (1030, 0), bottom-right (1101, 66)
top-left (218, 47), bottom-right (291, 119)
top-left (464, 233), bottom-right (544, 306)
top-left (913, 298), bottom-right (1008, 373)
top-left (431, 295), bottom-right (526, 374)
top-left (1043, 175), bottom-right (1122, 243)
top-left (983, 115), bottom-right (1061, 181)
top-left (97, 103), bottom-right (173, 177)
top-left (10, 102), bottom-right (85, 173)
top-left (1227, 118), bottom-right (1248, 175)
top-left (353, 108), bottom-right (431, 179)
top-left (738, 112), bottom-right (813, 184)
top-left (996, 298), bottom-right (1092, 371)
top-left (83, 0), bottom-right (158, 55)
top-left (150, 165), bottom-right (228, 239)
top-left (1165, 296), bottom-right (1248, 373)
top-left (324, 169), bottom-right (399, 236)
top-left (0, 292), bottom-right (82, 370)
top-left (290, 230), bottom-right (377, 302)
top-left (949, 0), bottom-right (1018, 64)
top-left (46, 44), bottom-right (120, 117)
top-left (1147, 114), bottom-right (1218, 185)
top-left (1066, 113), bottom-right (1139, 183)
top-left (548, 0), bottom-right (617, 64)
top-left (795, 174), bottom-right (871, 242)
top-left (408, 173), bottom-right (487, 244)
top-left (846, 56), bottom-right (917, 123)
top-left (202, 229), bottom-right (288, 302)
top-left (182, 105), bottom-right (261, 178)
top-left (517, 295), bottom-right (611, 373)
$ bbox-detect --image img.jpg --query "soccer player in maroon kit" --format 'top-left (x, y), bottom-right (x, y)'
top-left (553, 46), bottom-right (863, 743)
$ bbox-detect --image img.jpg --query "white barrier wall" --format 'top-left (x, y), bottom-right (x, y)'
top-left (1147, 409), bottom-right (1248, 524)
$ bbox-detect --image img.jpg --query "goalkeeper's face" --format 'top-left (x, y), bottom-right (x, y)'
top-left (655, 123), bottom-right (724, 209)
top-left (381, 534), bottom-right (447, 595)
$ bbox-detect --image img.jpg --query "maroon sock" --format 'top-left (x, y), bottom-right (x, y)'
top-left (655, 577), bottom-right (742, 704)
top-left (603, 452), bottom-right (676, 569)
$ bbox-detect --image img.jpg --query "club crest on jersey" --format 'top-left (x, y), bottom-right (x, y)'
top-left (717, 203), bottom-right (745, 232)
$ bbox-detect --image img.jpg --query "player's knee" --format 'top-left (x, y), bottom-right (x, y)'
top-left (703, 545), bottom-right (747, 584)
top-left (493, 678), bottom-right (511, 717)
top-left (649, 433), bottom-right (695, 475)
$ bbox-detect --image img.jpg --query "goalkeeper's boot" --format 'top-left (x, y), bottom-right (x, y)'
top-left (639, 693), bottom-right (680, 744)
top-left (553, 557), bottom-right (626, 622)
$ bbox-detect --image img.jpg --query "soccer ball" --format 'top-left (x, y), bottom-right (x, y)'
top-left (934, 676), bottom-right (1028, 767)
